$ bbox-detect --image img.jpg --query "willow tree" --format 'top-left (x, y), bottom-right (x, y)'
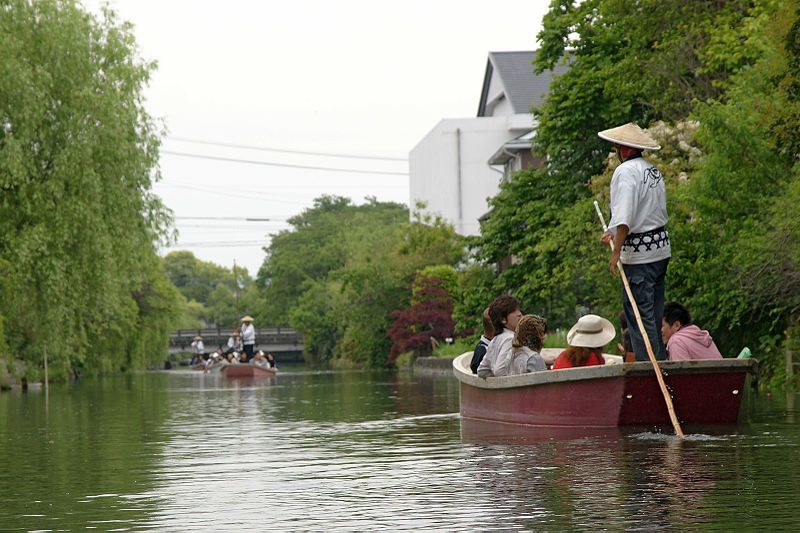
top-left (0, 1), bottom-right (179, 378)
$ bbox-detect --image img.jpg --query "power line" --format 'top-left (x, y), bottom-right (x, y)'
top-left (175, 216), bottom-right (291, 221)
top-left (157, 181), bottom-right (314, 206)
top-left (167, 135), bottom-right (408, 162)
top-left (166, 240), bottom-right (268, 248)
top-left (160, 150), bottom-right (409, 176)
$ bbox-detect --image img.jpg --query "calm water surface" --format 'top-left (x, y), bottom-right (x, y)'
top-left (1, 366), bottom-right (798, 531)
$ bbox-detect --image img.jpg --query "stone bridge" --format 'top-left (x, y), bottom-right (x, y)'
top-left (170, 327), bottom-right (304, 360)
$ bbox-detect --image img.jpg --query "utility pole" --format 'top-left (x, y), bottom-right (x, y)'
top-left (233, 258), bottom-right (240, 320)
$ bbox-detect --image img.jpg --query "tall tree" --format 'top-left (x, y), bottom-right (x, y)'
top-left (0, 1), bottom-right (179, 377)
top-left (260, 196), bottom-right (464, 366)
top-left (476, 0), bottom-right (771, 326)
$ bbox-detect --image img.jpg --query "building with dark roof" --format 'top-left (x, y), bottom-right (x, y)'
top-left (409, 51), bottom-right (565, 236)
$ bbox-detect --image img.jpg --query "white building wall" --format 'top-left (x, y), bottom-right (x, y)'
top-left (489, 96), bottom-right (514, 118)
top-left (409, 117), bottom-right (512, 236)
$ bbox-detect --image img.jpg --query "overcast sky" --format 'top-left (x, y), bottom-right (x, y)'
top-left (83, 0), bottom-right (550, 275)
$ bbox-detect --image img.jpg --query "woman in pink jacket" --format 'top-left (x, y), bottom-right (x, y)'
top-left (661, 301), bottom-right (723, 361)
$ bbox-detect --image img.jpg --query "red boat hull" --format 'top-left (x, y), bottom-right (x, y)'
top-left (454, 353), bottom-right (757, 428)
top-left (221, 363), bottom-right (276, 378)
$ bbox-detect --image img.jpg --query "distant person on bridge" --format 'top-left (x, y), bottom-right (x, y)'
top-left (240, 316), bottom-right (256, 361)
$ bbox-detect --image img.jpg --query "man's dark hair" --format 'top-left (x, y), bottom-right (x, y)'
top-left (663, 301), bottom-right (692, 326)
top-left (488, 295), bottom-right (520, 334)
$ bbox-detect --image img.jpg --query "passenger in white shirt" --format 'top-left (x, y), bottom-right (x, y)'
top-left (225, 331), bottom-right (242, 355)
top-left (190, 336), bottom-right (205, 365)
top-left (478, 295), bottom-right (523, 378)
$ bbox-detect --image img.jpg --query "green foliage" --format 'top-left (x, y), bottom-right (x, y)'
top-left (414, 265), bottom-right (457, 302)
top-left (162, 251), bottom-right (259, 328)
top-left (262, 196), bottom-right (465, 367)
top-left (432, 338), bottom-right (473, 358)
top-left (174, 296), bottom-right (207, 330)
top-left (0, 1), bottom-right (180, 377)
top-left (451, 261), bottom-right (496, 340)
top-left (163, 250), bottom-right (237, 306)
top-left (474, 0), bottom-right (799, 386)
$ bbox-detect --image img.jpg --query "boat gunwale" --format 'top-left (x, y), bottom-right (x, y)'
top-left (220, 362), bottom-right (277, 376)
top-left (452, 352), bottom-right (758, 390)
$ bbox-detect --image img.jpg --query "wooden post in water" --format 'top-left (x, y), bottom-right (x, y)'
top-left (44, 347), bottom-right (50, 394)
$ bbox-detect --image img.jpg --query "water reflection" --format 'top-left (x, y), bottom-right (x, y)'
top-left (0, 371), bottom-right (798, 530)
top-left (458, 415), bottom-right (799, 530)
top-left (0, 373), bottom-right (171, 531)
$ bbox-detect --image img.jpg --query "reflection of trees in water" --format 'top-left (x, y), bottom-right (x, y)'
top-left (460, 421), bottom-right (727, 529)
top-left (619, 434), bottom-right (718, 528)
top-left (390, 371), bottom-right (460, 417)
top-left (0, 373), bottom-right (173, 530)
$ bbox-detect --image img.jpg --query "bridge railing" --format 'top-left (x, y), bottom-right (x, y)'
top-left (170, 327), bottom-right (302, 350)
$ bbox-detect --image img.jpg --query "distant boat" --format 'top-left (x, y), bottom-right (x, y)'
top-left (221, 363), bottom-right (277, 378)
top-left (453, 351), bottom-right (758, 427)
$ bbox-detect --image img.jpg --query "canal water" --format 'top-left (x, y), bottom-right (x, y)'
top-left (1, 366), bottom-right (798, 531)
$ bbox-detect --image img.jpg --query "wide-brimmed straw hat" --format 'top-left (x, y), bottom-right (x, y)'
top-left (597, 122), bottom-right (661, 150)
top-left (240, 315), bottom-right (254, 322)
top-left (567, 314), bottom-right (616, 348)
top-left (193, 335), bottom-right (202, 341)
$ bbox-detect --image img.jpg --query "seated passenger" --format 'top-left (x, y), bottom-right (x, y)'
top-left (553, 314), bottom-right (615, 369)
top-left (253, 350), bottom-right (269, 367)
top-left (224, 331), bottom-right (242, 355)
top-left (662, 301), bottom-right (722, 361)
top-left (477, 295), bottom-right (522, 378)
top-left (266, 352), bottom-right (277, 369)
top-left (191, 335), bottom-right (205, 357)
top-left (509, 314), bottom-right (548, 375)
top-left (470, 307), bottom-right (494, 374)
top-left (205, 350), bottom-right (224, 371)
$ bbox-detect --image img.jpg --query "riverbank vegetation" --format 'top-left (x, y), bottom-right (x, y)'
top-left (475, 0), bottom-right (800, 387)
top-left (0, 1), bottom-right (180, 380)
top-left (256, 196), bottom-right (467, 367)
top-left (3, 1), bottom-right (798, 389)
top-left (162, 250), bottom-right (258, 331)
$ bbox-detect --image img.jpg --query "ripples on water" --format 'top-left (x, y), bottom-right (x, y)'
top-left (0, 367), bottom-right (799, 531)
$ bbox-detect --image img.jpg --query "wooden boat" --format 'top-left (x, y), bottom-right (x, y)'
top-left (220, 363), bottom-right (277, 378)
top-left (453, 351), bottom-right (758, 428)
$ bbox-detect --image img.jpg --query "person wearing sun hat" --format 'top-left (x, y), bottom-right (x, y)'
top-left (190, 335), bottom-right (205, 364)
top-left (240, 315), bottom-right (256, 361)
top-left (224, 329), bottom-right (242, 356)
top-left (598, 122), bottom-right (670, 362)
top-left (553, 314), bottom-right (616, 369)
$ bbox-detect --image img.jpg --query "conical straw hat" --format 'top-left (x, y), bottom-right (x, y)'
top-left (597, 122), bottom-right (660, 150)
top-left (241, 315), bottom-right (254, 322)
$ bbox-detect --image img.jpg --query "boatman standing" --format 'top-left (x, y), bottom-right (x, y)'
top-left (598, 123), bottom-right (670, 361)
top-left (240, 315), bottom-right (256, 361)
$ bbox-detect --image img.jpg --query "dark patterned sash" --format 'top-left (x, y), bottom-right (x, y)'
top-left (622, 226), bottom-right (669, 253)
